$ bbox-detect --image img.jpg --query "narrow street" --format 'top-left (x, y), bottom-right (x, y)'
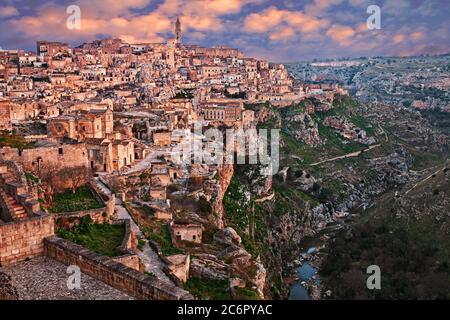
top-left (94, 178), bottom-right (174, 285)
top-left (123, 147), bottom-right (170, 176)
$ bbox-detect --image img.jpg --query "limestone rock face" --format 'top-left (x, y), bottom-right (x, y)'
top-left (223, 227), bottom-right (242, 245)
top-left (252, 258), bottom-right (267, 299)
top-left (213, 227), bottom-right (242, 246)
top-left (292, 170), bottom-right (317, 192)
top-left (190, 254), bottom-right (229, 280)
top-left (210, 164), bottom-right (234, 229)
top-left (218, 246), bottom-right (252, 269)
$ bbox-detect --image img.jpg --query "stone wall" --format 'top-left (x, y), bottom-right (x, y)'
top-left (44, 236), bottom-right (194, 300)
top-left (115, 219), bottom-right (137, 253)
top-left (113, 254), bottom-right (140, 271)
top-left (53, 183), bottom-right (115, 229)
top-left (0, 215), bottom-right (54, 267)
top-left (0, 143), bottom-right (89, 175)
top-left (0, 100), bottom-right (12, 131)
top-left (0, 160), bottom-right (41, 221)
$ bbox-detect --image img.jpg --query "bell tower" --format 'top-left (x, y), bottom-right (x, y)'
top-left (175, 17), bottom-right (182, 44)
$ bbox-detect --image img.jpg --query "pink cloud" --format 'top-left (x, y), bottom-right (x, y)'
top-left (243, 6), bottom-right (330, 41)
top-left (0, 6), bottom-right (19, 18)
top-left (326, 24), bottom-right (356, 46)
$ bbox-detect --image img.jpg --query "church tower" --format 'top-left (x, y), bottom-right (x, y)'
top-left (175, 17), bottom-right (182, 44)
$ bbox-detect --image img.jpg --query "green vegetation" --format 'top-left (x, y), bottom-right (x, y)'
top-left (223, 177), bottom-right (251, 232)
top-left (49, 186), bottom-right (103, 213)
top-left (144, 222), bottom-right (181, 255)
top-left (173, 90), bottom-right (194, 99)
top-left (244, 101), bottom-right (271, 112)
top-left (235, 286), bottom-right (261, 300)
top-left (351, 115), bottom-right (375, 135)
top-left (24, 171), bottom-right (40, 184)
top-left (321, 168), bottom-right (450, 299)
top-left (183, 278), bottom-right (230, 300)
top-left (280, 132), bottom-right (319, 165)
top-left (185, 275), bottom-right (261, 300)
top-left (0, 131), bottom-right (34, 150)
top-left (223, 175), bottom-right (267, 257)
top-left (321, 213), bottom-right (450, 299)
top-left (57, 216), bottom-right (124, 257)
top-left (273, 184), bottom-right (319, 209)
top-left (137, 239), bottom-right (146, 251)
top-left (317, 121), bottom-right (363, 154)
top-left (225, 91), bottom-right (246, 99)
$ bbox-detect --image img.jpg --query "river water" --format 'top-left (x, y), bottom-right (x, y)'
top-left (288, 250), bottom-right (320, 300)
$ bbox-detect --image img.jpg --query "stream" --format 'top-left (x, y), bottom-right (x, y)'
top-left (288, 248), bottom-right (320, 300)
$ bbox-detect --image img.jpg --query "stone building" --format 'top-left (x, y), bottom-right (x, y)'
top-left (165, 254), bottom-right (190, 283)
top-left (0, 100), bottom-right (12, 131)
top-left (36, 41), bottom-right (71, 58)
top-left (201, 99), bottom-right (245, 124)
top-left (48, 108), bottom-right (113, 140)
top-left (112, 140), bottom-right (135, 171)
top-left (170, 221), bottom-right (203, 244)
top-left (0, 139), bottom-right (89, 174)
top-left (153, 130), bottom-right (171, 146)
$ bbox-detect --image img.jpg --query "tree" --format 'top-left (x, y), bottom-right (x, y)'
top-left (35, 162), bottom-right (59, 204)
top-left (60, 166), bottom-right (92, 194)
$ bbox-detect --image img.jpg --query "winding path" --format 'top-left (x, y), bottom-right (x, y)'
top-left (309, 144), bottom-right (381, 167)
top-left (94, 178), bottom-right (174, 285)
top-left (404, 164), bottom-right (448, 196)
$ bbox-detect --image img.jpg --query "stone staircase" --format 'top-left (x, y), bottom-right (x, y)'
top-left (1, 191), bottom-right (28, 220)
top-left (0, 162), bottom-right (38, 222)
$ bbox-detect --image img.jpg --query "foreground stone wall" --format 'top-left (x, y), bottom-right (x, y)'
top-left (44, 236), bottom-right (194, 300)
top-left (0, 215), bottom-right (54, 266)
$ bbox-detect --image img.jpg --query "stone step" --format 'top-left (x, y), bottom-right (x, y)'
top-left (12, 208), bottom-right (27, 219)
top-left (0, 189), bottom-right (28, 220)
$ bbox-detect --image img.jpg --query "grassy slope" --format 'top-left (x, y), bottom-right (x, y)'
top-left (57, 217), bottom-right (125, 257)
top-left (50, 186), bottom-right (103, 213)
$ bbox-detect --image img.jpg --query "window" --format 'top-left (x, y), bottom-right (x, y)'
top-left (58, 148), bottom-right (63, 155)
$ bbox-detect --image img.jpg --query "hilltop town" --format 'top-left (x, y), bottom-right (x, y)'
top-left (0, 18), bottom-right (350, 300)
top-left (2, 16), bottom-right (448, 301)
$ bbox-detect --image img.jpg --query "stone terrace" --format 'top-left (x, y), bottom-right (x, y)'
top-left (0, 256), bottom-right (134, 300)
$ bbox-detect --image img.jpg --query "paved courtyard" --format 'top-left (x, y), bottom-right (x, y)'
top-left (0, 257), bottom-right (133, 300)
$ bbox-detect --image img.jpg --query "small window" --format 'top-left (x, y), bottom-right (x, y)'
top-left (58, 148), bottom-right (63, 155)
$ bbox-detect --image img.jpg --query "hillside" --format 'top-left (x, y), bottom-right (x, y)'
top-left (227, 95), bottom-right (448, 298)
top-left (320, 161), bottom-right (450, 299)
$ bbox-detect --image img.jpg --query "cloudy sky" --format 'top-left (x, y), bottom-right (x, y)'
top-left (0, 0), bottom-right (449, 62)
